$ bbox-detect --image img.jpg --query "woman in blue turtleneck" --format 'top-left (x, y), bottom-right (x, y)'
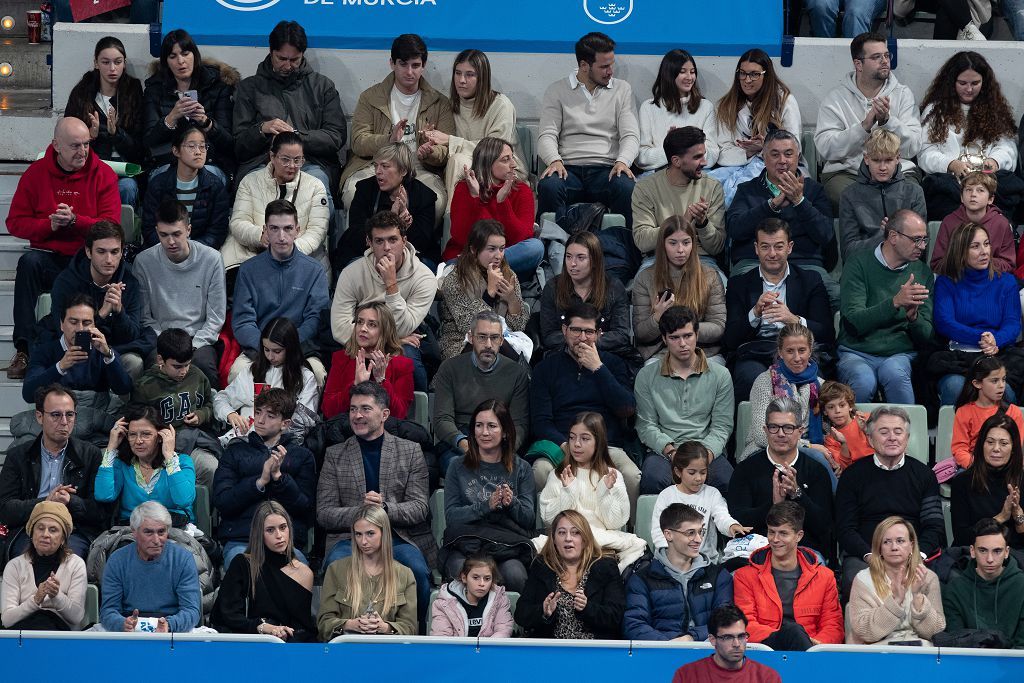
top-left (933, 222), bottom-right (1023, 405)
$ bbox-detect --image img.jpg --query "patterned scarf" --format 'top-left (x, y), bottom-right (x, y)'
top-left (770, 357), bottom-right (823, 445)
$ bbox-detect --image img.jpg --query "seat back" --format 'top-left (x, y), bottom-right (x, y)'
top-left (635, 494), bottom-right (658, 550)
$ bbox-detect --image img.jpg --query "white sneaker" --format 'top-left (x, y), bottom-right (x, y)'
top-left (957, 22), bottom-right (987, 40)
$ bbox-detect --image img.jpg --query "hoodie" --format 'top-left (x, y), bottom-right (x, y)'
top-left (814, 72), bottom-right (922, 176)
top-left (931, 204), bottom-right (1015, 273)
top-left (128, 364), bottom-right (214, 428)
top-left (47, 248), bottom-right (153, 357)
top-left (6, 146), bottom-right (120, 254)
top-left (839, 160), bottom-right (927, 259)
top-left (429, 580), bottom-right (515, 638)
top-left (330, 243), bottom-right (437, 343)
top-left (942, 555), bottom-right (1024, 648)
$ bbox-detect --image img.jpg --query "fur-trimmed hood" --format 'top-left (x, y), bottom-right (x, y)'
top-left (146, 58), bottom-right (240, 88)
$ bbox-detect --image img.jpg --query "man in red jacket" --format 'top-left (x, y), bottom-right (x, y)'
top-left (732, 501), bottom-right (844, 650)
top-left (5, 117), bottom-right (120, 379)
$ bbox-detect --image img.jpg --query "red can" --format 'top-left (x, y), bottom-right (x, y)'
top-left (26, 10), bottom-right (41, 43)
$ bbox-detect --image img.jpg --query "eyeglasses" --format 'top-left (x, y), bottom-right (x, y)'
top-left (736, 70), bottom-right (765, 81)
top-left (44, 411), bottom-right (77, 422)
top-left (892, 231), bottom-right (929, 247)
top-left (715, 632), bottom-right (750, 644)
top-left (666, 527), bottom-right (705, 540)
top-left (860, 52), bottom-right (892, 62)
top-left (181, 143), bottom-right (209, 152)
top-left (765, 423), bottom-right (799, 435)
top-left (567, 326), bottom-right (598, 337)
top-left (276, 155), bottom-right (305, 167)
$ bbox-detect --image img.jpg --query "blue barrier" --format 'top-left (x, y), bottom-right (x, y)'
top-left (3, 634), bottom-right (1024, 681)
top-left (164, 0), bottom-right (782, 56)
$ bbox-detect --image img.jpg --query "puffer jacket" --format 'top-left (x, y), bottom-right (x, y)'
top-left (429, 580), bottom-right (515, 637)
top-left (838, 160), bottom-right (926, 259)
top-left (141, 166), bottom-right (230, 248)
top-left (732, 545), bottom-right (845, 644)
top-left (142, 60), bottom-right (238, 172)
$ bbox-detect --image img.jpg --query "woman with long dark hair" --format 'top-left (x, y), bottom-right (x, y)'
top-left (64, 36), bottom-right (145, 207)
top-left (919, 51), bottom-right (1020, 219)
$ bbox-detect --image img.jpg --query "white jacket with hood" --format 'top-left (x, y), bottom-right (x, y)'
top-left (814, 72), bottom-right (922, 176)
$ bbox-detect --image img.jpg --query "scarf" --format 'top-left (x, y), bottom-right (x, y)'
top-left (770, 358), bottom-right (823, 445)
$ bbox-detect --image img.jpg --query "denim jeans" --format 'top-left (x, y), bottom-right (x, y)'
top-left (403, 342), bottom-right (427, 393)
top-left (837, 345), bottom-right (917, 405)
top-left (504, 238), bottom-right (545, 281)
top-left (1003, 0), bottom-right (1024, 40)
top-left (118, 177), bottom-right (139, 209)
top-left (938, 373), bottom-right (1018, 407)
top-left (805, 0), bottom-right (887, 37)
top-left (537, 165), bottom-right (635, 227)
top-left (222, 541), bottom-right (308, 571)
top-left (324, 538), bottom-right (431, 630)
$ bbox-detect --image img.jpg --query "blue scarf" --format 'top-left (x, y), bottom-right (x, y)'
top-left (770, 358), bottom-right (823, 445)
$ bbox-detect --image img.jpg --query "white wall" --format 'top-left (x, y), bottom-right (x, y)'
top-left (47, 25), bottom-right (1024, 145)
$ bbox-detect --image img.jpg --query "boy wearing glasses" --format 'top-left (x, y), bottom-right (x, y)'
top-left (732, 501), bottom-right (844, 650)
top-left (727, 397), bottom-right (834, 555)
top-left (670, 604), bottom-right (781, 682)
top-left (623, 503), bottom-right (733, 641)
top-left (0, 383), bottom-right (110, 561)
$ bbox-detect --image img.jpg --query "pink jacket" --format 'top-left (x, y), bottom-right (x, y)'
top-left (429, 581), bottom-right (514, 637)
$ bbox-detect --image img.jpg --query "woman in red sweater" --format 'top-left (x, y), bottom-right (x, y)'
top-left (444, 136), bottom-right (543, 279)
top-left (321, 302), bottom-right (414, 420)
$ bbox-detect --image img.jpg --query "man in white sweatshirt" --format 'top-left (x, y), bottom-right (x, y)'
top-left (536, 31), bottom-right (640, 228)
top-left (134, 199), bottom-right (226, 388)
top-left (814, 32), bottom-right (922, 211)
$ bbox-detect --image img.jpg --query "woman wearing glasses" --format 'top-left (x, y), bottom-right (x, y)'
top-left (223, 131), bottom-right (330, 272)
top-left (140, 125), bottom-right (230, 248)
top-left (919, 51), bottom-right (1019, 220)
top-left (707, 48), bottom-right (801, 206)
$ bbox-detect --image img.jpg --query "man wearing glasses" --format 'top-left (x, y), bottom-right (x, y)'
top-left (837, 209), bottom-right (933, 405)
top-left (727, 397), bottom-right (834, 555)
top-left (670, 604), bottom-right (781, 682)
top-left (5, 117), bottom-right (120, 381)
top-left (624, 503), bottom-right (733, 641)
top-left (0, 383), bottom-right (110, 561)
top-left (733, 501), bottom-right (844, 651)
top-left (814, 32), bottom-right (922, 212)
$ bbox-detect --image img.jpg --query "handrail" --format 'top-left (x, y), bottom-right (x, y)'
top-left (0, 630), bottom-right (285, 644)
top-left (328, 634), bottom-right (772, 650)
top-left (808, 643), bottom-right (1024, 657)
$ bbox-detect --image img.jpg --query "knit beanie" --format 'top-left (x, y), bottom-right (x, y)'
top-left (26, 501), bottom-right (73, 540)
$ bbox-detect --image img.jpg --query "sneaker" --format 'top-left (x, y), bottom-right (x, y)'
top-left (957, 22), bottom-right (987, 40)
top-left (4, 351), bottom-right (27, 380)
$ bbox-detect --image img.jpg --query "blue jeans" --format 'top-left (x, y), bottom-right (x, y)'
top-left (938, 374), bottom-right (1018, 407)
top-left (222, 541), bottom-right (308, 571)
top-left (324, 538), bottom-right (431, 630)
top-left (505, 238), bottom-right (545, 281)
top-left (837, 345), bottom-right (917, 405)
top-left (537, 165), bottom-right (634, 228)
top-left (403, 342), bottom-right (427, 393)
top-left (1003, 0), bottom-right (1024, 39)
top-left (802, 447), bottom-right (839, 493)
top-left (118, 177), bottom-right (139, 209)
top-left (806, 0), bottom-right (887, 37)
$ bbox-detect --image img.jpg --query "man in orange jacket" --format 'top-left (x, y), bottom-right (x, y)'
top-left (733, 501), bottom-right (844, 650)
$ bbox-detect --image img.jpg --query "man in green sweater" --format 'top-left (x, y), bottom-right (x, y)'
top-left (837, 209), bottom-right (933, 404)
top-left (942, 518), bottom-right (1024, 648)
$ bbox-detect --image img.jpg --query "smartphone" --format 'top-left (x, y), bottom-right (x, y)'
top-left (658, 289), bottom-right (673, 300)
top-left (183, 90), bottom-right (198, 101)
top-left (74, 330), bottom-right (92, 351)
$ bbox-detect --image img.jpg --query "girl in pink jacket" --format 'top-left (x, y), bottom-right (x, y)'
top-left (430, 556), bottom-right (514, 637)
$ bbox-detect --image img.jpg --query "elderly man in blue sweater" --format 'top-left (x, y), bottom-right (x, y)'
top-left (230, 198), bottom-right (329, 378)
top-left (100, 501), bottom-right (201, 633)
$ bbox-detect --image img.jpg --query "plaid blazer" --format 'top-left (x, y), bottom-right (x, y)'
top-left (316, 431), bottom-right (437, 568)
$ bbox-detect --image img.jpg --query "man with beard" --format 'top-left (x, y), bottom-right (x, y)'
top-left (670, 604), bottom-right (781, 682)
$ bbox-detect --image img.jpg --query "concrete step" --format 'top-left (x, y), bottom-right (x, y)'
top-left (0, 280), bottom-right (13, 325)
top-left (0, 234), bottom-right (27, 279)
top-left (0, 378), bottom-right (28, 420)
top-left (0, 38), bottom-right (51, 89)
top-left (0, 87), bottom-right (51, 116)
top-left (0, 326), bottom-right (13, 367)
top-left (0, 418), bottom-right (12, 457)
top-left (0, 194), bottom-right (12, 233)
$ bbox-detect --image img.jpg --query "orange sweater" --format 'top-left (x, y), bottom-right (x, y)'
top-left (824, 411), bottom-right (874, 470)
top-left (951, 402), bottom-right (1024, 468)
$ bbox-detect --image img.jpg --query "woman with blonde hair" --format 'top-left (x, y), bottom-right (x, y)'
top-left (846, 516), bottom-right (945, 645)
top-left (317, 504), bottom-right (417, 640)
top-left (211, 501), bottom-right (315, 641)
top-left (632, 216), bottom-right (725, 360)
top-left (321, 302), bottom-right (414, 420)
top-left (515, 509), bottom-right (626, 639)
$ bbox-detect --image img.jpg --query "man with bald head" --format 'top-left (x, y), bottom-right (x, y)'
top-left (5, 117), bottom-right (120, 379)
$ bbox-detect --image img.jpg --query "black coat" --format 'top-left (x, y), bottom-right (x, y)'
top-left (515, 556), bottom-right (626, 639)
top-left (337, 175), bottom-right (438, 267)
top-left (141, 166), bottom-right (230, 248)
top-left (64, 84), bottom-right (147, 165)
top-left (0, 435), bottom-right (110, 542)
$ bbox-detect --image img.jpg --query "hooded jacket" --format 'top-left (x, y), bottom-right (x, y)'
top-left (47, 248), bottom-right (153, 357)
top-left (128, 364), bottom-right (214, 428)
top-left (429, 580), bottom-right (515, 637)
top-left (732, 545), bottom-right (845, 644)
top-left (233, 55), bottom-right (346, 180)
top-left (6, 146), bottom-right (120, 254)
top-left (623, 549), bottom-right (733, 641)
top-left (330, 243), bottom-right (437, 343)
top-left (141, 166), bottom-right (230, 249)
top-left (814, 72), bottom-right (922, 176)
top-left (340, 73), bottom-right (455, 190)
top-left (143, 60), bottom-right (238, 171)
top-left (839, 160), bottom-right (927, 259)
top-left (932, 205), bottom-right (1015, 273)
top-left (942, 555), bottom-right (1024, 648)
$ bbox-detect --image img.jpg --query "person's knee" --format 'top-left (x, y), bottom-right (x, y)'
top-left (499, 561), bottom-right (528, 592)
top-left (709, 454), bottom-right (733, 494)
top-left (640, 453), bottom-right (671, 495)
top-left (537, 174), bottom-right (567, 200)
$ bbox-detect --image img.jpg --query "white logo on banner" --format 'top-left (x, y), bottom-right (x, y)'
top-left (583, 0), bottom-right (633, 24)
top-left (217, 0), bottom-right (281, 11)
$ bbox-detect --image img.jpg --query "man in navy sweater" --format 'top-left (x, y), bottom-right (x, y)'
top-left (835, 405), bottom-right (944, 599)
